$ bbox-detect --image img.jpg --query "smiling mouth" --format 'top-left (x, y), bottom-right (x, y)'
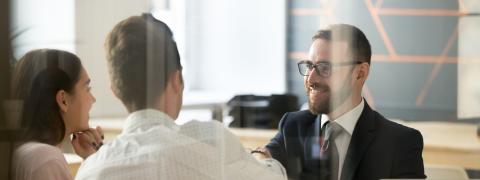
top-left (308, 83), bottom-right (328, 94)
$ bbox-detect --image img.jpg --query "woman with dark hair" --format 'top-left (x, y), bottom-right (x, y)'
top-left (11, 49), bottom-right (103, 180)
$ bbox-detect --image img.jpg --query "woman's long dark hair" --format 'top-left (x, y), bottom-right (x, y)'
top-left (12, 49), bottom-right (82, 146)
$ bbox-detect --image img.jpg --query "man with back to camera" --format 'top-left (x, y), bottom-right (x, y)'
top-left (75, 13), bottom-right (286, 180)
top-left (262, 24), bottom-right (426, 180)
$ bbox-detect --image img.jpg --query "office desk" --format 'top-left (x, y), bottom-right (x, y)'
top-left (182, 91), bottom-right (232, 122)
top-left (229, 128), bottom-right (277, 149)
top-left (74, 120), bottom-right (480, 176)
top-left (64, 153), bottom-right (82, 177)
top-left (406, 122), bottom-right (480, 170)
top-left (231, 122), bottom-right (480, 170)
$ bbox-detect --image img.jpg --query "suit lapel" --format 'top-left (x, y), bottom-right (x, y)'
top-left (298, 111), bottom-right (317, 144)
top-left (297, 112), bottom-right (319, 168)
top-left (340, 102), bottom-right (377, 180)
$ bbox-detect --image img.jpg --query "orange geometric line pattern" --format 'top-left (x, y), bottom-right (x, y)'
top-left (372, 55), bottom-right (458, 64)
top-left (458, 0), bottom-right (467, 12)
top-left (416, 23), bottom-right (459, 106)
top-left (375, 0), bottom-right (384, 9)
top-left (324, 0), bottom-right (338, 24)
top-left (290, 8), bottom-right (325, 16)
top-left (377, 8), bottom-right (467, 16)
top-left (364, 0), bottom-right (398, 56)
top-left (289, 52), bottom-right (458, 64)
top-left (363, 0), bottom-right (464, 107)
top-left (289, 0), bottom-right (465, 108)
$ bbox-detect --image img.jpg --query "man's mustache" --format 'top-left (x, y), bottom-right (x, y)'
top-left (307, 82), bottom-right (330, 92)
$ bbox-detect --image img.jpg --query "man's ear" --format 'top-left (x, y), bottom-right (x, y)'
top-left (171, 70), bottom-right (184, 94)
top-left (356, 63), bottom-right (370, 83)
top-left (56, 90), bottom-right (68, 113)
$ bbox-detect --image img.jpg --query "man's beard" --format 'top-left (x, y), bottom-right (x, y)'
top-left (307, 78), bottom-right (352, 115)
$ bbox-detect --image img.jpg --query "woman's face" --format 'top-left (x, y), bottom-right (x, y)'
top-left (63, 67), bottom-right (96, 133)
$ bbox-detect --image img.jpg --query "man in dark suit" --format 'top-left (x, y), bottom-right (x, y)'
top-left (262, 24), bottom-right (426, 180)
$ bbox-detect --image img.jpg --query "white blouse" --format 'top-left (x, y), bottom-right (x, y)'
top-left (13, 142), bottom-right (72, 180)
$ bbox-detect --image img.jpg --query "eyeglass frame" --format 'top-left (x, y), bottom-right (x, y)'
top-left (297, 60), bottom-right (364, 77)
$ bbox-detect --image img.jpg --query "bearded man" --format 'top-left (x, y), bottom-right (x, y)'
top-left (262, 24), bottom-right (426, 180)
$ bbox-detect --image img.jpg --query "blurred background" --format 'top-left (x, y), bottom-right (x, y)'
top-left (7, 0), bottom-right (480, 122)
top-left (1, 0), bottom-right (480, 179)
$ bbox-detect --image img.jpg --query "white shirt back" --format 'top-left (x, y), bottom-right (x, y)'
top-left (75, 109), bottom-right (286, 180)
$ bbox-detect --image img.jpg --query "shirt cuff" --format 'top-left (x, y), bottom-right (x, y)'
top-left (259, 158), bottom-right (287, 178)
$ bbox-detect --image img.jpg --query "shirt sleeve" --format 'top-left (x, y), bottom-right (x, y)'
top-left (257, 158), bottom-right (287, 178)
top-left (265, 113), bottom-right (289, 167)
top-left (204, 121), bottom-right (287, 180)
top-left (392, 128), bottom-right (426, 178)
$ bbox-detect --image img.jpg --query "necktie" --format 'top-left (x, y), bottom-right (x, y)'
top-left (321, 121), bottom-right (342, 180)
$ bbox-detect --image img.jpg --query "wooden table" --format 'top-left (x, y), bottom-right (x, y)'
top-left (64, 153), bottom-right (82, 177)
top-left (77, 120), bottom-right (480, 173)
top-left (231, 122), bottom-right (480, 170)
top-left (229, 128), bottom-right (277, 149)
top-left (406, 122), bottom-right (480, 170)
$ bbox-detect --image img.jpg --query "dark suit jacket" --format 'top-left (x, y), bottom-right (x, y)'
top-left (266, 101), bottom-right (426, 180)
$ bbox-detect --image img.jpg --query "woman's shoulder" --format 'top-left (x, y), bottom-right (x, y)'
top-left (16, 142), bottom-right (63, 157)
top-left (14, 142), bottom-right (66, 168)
top-left (13, 142), bottom-right (71, 180)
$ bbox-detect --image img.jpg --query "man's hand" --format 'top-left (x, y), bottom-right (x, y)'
top-left (71, 126), bottom-right (104, 159)
top-left (250, 147), bottom-right (272, 160)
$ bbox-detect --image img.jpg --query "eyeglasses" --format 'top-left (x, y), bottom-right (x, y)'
top-left (297, 60), bottom-right (363, 77)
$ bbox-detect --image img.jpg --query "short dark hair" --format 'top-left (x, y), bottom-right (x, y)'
top-left (12, 49), bottom-right (82, 145)
top-left (313, 24), bottom-right (371, 64)
top-left (105, 13), bottom-right (182, 112)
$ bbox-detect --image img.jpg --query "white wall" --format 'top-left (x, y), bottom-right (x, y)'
top-left (75, 0), bottom-right (290, 119)
top-left (185, 0), bottom-right (287, 95)
top-left (11, 0), bottom-right (75, 58)
top-left (458, 0), bottom-right (480, 119)
top-left (75, 0), bottom-right (150, 118)
top-left (77, 0), bottom-right (287, 118)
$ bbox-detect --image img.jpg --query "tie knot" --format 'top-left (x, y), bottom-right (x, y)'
top-left (322, 121), bottom-right (343, 141)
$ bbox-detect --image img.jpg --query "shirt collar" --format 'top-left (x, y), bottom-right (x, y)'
top-left (320, 99), bottom-right (364, 135)
top-left (122, 109), bottom-right (178, 134)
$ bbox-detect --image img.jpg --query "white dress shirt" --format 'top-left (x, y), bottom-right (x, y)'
top-left (75, 109), bottom-right (286, 180)
top-left (320, 99), bottom-right (364, 179)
